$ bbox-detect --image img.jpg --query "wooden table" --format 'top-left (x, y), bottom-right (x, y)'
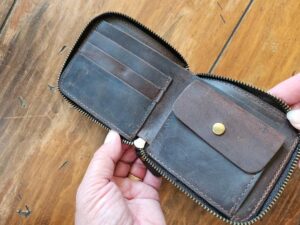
top-left (0, 0), bottom-right (299, 224)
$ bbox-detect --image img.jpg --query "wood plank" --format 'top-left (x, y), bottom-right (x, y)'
top-left (0, 0), bottom-right (15, 33)
top-left (0, 0), bottom-right (251, 224)
top-left (212, 1), bottom-right (300, 225)
top-left (212, 1), bottom-right (300, 89)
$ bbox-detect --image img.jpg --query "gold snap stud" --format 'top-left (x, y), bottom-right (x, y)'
top-left (212, 123), bottom-right (226, 136)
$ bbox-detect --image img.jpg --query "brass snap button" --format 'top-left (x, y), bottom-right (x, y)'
top-left (212, 123), bottom-right (226, 136)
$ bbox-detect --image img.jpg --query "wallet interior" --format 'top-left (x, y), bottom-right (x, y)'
top-left (58, 13), bottom-right (300, 223)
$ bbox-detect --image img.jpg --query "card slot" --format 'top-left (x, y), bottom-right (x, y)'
top-left (86, 30), bottom-right (171, 89)
top-left (96, 21), bottom-right (183, 75)
top-left (79, 42), bottom-right (161, 101)
top-left (60, 54), bottom-right (156, 140)
top-left (103, 19), bottom-right (186, 66)
top-left (147, 112), bottom-right (261, 217)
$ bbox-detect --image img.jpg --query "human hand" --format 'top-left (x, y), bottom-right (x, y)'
top-left (269, 73), bottom-right (300, 168)
top-left (75, 130), bottom-right (166, 225)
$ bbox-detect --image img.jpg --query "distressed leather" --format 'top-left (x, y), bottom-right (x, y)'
top-left (58, 13), bottom-right (300, 223)
top-left (173, 81), bottom-right (285, 174)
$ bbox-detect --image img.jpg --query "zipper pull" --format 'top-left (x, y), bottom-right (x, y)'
top-left (133, 137), bottom-right (146, 149)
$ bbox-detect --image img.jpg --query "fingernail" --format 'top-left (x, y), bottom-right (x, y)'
top-left (287, 109), bottom-right (300, 130)
top-left (104, 130), bottom-right (118, 144)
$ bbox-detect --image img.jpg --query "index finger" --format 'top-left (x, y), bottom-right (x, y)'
top-left (269, 74), bottom-right (300, 105)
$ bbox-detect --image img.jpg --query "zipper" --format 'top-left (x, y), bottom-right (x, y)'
top-left (57, 12), bottom-right (188, 145)
top-left (135, 74), bottom-right (300, 224)
top-left (196, 73), bottom-right (291, 113)
top-left (57, 12), bottom-right (300, 224)
top-left (136, 137), bottom-right (300, 225)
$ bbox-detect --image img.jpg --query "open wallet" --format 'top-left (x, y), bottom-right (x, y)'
top-left (58, 13), bottom-right (300, 224)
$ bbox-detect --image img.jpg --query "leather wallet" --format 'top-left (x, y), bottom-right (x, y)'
top-left (58, 12), bottom-right (300, 224)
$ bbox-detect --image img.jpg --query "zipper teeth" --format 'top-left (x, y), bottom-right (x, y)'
top-left (137, 73), bottom-right (298, 225)
top-left (197, 73), bottom-right (291, 112)
top-left (139, 140), bottom-right (300, 225)
top-left (57, 11), bottom-right (189, 146)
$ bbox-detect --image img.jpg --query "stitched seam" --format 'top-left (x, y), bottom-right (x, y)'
top-left (82, 40), bottom-right (171, 90)
top-left (234, 137), bottom-right (299, 221)
top-left (147, 115), bottom-right (265, 219)
top-left (94, 24), bottom-right (172, 88)
top-left (60, 65), bottom-right (156, 139)
top-left (148, 151), bottom-right (232, 215)
top-left (229, 175), bottom-right (257, 215)
top-left (210, 79), bottom-right (297, 220)
top-left (79, 43), bottom-right (172, 103)
top-left (78, 52), bottom-right (157, 101)
top-left (220, 82), bottom-right (285, 119)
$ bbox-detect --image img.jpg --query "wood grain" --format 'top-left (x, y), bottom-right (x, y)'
top-left (212, 0), bottom-right (300, 89)
top-left (0, 0), bottom-right (299, 225)
top-left (0, 0), bottom-right (15, 32)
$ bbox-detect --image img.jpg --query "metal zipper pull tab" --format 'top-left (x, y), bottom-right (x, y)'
top-left (133, 137), bottom-right (146, 149)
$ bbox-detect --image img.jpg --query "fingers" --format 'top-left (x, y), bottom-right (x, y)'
top-left (113, 177), bottom-right (160, 200)
top-left (81, 130), bottom-right (122, 188)
top-left (78, 128), bottom-right (162, 202)
top-left (143, 170), bottom-right (162, 190)
top-left (269, 74), bottom-right (300, 105)
top-left (114, 161), bottom-right (131, 177)
top-left (114, 147), bottom-right (137, 177)
top-left (114, 149), bottom-right (162, 190)
top-left (269, 74), bottom-right (300, 131)
top-left (120, 146), bottom-right (137, 163)
top-left (129, 158), bottom-right (147, 180)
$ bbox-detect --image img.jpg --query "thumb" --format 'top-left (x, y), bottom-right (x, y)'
top-left (81, 130), bottom-right (123, 188)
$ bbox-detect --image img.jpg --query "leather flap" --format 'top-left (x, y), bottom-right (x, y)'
top-left (173, 80), bottom-right (285, 174)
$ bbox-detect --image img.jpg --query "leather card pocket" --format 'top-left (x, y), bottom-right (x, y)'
top-left (146, 80), bottom-right (285, 217)
top-left (79, 43), bottom-right (161, 101)
top-left (89, 25), bottom-right (171, 89)
top-left (60, 53), bottom-right (163, 140)
top-left (95, 21), bottom-right (183, 76)
top-left (59, 20), bottom-right (177, 140)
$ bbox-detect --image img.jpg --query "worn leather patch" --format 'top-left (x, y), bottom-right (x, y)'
top-left (173, 80), bottom-right (285, 174)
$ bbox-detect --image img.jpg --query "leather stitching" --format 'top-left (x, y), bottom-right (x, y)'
top-left (147, 111), bottom-right (258, 216)
top-left (60, 63), bottom-right (157, 139)
top-left (229, 175), bottom-right (258, 215)
top-left (233, 138), bottom-right (299, 221)
top-left (148, 151), bottom-right (232, 215)
top-left (216, 81), bottom-right (285, 119)
top-left (93, 26), bottom-right (172, 89)
top-left (211, 80), bottom-right (299, 220)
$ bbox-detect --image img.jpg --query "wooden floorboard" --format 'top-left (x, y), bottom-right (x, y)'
top-left (0, 0), bottom-right (16, 34)
top-left (0, 0), bottom-right (298, 224)
top-left (212, 0), bottom-right (300, 88)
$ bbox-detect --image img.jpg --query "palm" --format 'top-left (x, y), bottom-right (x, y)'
top-left (110, 177), bottom-right (164, 225)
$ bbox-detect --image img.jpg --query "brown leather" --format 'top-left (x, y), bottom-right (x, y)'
top-left (80, 42), bottom-right (162, 101)
top-left (173, 80), bottom-right (285, 174)
top-left (58, 13), bottom-right (300, 223)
